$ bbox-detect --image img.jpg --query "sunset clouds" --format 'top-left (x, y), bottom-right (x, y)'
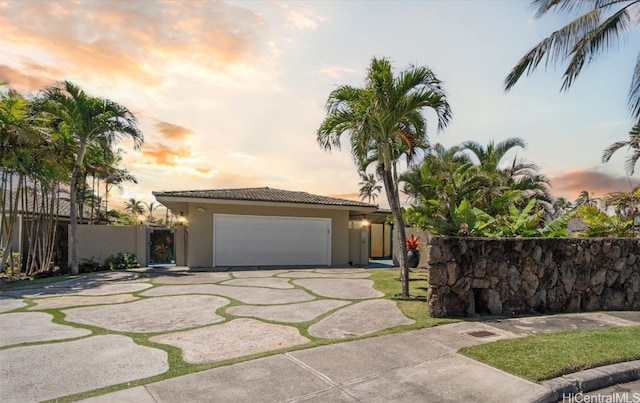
top-left (1, 1), bottom-right (637, 208)
top-left (550, 169), bottom-right (639, 201)
top-left (0, 1), bottom-right (273, 91)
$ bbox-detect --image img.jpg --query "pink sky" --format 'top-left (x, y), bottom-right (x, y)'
top-left (1, 0), bottom-right (637, 211)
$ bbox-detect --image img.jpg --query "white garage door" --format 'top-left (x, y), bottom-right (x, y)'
top-left (213, 214), bottom-right (331, 266)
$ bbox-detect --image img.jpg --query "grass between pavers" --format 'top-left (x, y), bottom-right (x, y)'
top-left (368, 269), bottom-right (459, 328)
top-left (7, 268), bottom-right (640, 400)
top-left (459, 326), bottom-right (640, 382)
top-left (9, 268), bottom-right (452, 402)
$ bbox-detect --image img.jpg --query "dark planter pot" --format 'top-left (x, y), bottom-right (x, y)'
top-left (406, 249), bottom-right (420, 268)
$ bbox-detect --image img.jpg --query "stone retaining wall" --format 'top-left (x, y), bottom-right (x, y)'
top-left (426, 236), bottom-right (640, 317)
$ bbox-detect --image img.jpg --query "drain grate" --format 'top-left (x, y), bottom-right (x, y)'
top-left (466, 330), bottom-right (498, 338)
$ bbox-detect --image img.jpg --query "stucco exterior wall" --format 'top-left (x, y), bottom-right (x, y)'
top-left (73, 224), bottom-right (142, 264)
top-left (185, 204), bottom-right (350, 267)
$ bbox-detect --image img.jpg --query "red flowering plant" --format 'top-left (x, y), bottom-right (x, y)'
top-left (406, 235), bottom-right (420, 251)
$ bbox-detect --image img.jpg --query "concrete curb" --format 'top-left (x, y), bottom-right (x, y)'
top-left (541, 360), bottom-right (640, 401)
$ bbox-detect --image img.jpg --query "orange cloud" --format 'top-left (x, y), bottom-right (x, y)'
top-left (140, 143), bottom-right (193, 167)
top-left (155, 121), bottom-right (193, 141)
top-left (0, 1), bottom-right (269, 88)
top-left (550, 169), bottom-right (639, 200)
top-left (0, 64), bottom-right (59, 93)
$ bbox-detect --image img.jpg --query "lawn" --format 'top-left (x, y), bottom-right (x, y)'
top-left (371, 269), bottom-right (640, 383)
top-left (368, 268), bottom-right (458, 328)
top-left (459, 325), bottom-right (640, 382)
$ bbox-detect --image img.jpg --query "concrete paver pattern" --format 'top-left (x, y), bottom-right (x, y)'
top-left (0, 297), bottom-right (26, 312)
top-left (0, 312), bottom-right (91, 346)
top-left (150, 318), bottom-right (311, 364)
top-left (28, 294), bottom-right (139, 310)
top-left (0, 335), bottom-right (168, 403)
top-left (293, 278), bottom-right (384, 299)
top-left (63, 295), bottom-right (229, 332)
top-left (1, 267), bottom-right (415, 402)
top-left (148, 272), bottom-right (231, 284)
top-left (1, 267), bottom-right (638, 402)
top-left (308, 299), bottom-right (415, 338)
top-left (140, 283), bottom-right (316, 304)
top-left (226, 299), bottom-right (350, 323)
top-left (219, 277), bottom-right (295, 288)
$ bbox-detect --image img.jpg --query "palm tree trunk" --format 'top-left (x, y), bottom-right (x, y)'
top-left (69, 166), bottom-right (80, 275)
top-left (380, 159), bottom-right (409, 297)
top-left (69, 144), bottom-right (88, 275)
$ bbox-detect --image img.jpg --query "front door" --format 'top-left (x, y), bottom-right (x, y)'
top-left (148, 229), bottom-right (175, 266)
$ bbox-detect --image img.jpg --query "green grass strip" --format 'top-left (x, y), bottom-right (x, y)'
top-left (369, 269), bottom-right (458, 328)
top-left (459, 326), bottom-right (640, 382)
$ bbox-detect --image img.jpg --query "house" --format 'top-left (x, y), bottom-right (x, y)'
top-left (152, 187), bottom-right (378, 268)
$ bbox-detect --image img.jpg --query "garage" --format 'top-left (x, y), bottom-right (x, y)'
top-left (213, 214), bottom-right (331, 266)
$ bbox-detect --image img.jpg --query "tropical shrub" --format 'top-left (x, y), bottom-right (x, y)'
top-left (408, 198), bottom-right (574, 238)
top-left (104, 253), bottom-right (139, 270)
top-left (79, 253), bottom-right (139, 273)
top-left (0, 251), bottom-right (21, 275)
top-left (574, 206), bottom-right (636, 238)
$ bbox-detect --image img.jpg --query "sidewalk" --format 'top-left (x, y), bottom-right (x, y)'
top-left (83, 314), bottom-right (639, 403)
top-left (0, 268), bottom-right (638, 402)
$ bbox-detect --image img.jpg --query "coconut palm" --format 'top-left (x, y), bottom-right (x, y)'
top-left (505, 0), bottom-right (640, 175)
top-left (317, 57), bottom-right (451, 297)
top-left (575, 190), bottom-right (599, 208)
top-left (460, 137), bottom-right (526, 172)
top-left (144, 201), bottom-right (161, 222)
top-left (358, 172), bottom-right (382, 204)
top-left (602, 123), bottom-right (640, 175)
top-left (41, 81), bottom-right (143, 274)
top-left (124, 198), bottom-right (145, 216)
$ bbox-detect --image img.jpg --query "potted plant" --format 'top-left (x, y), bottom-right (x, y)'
top-left (406, 234), bottom-right (420, 268)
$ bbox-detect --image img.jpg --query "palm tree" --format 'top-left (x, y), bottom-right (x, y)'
top-left (41, 81), bottom-right (143, 274)
top-left (144, 201), bottom-right (161, 222)
top-left (102, 158), bottom-right (137, 220)
top-left (124, 198), bottom-right (145, 216)
top-left (575, 190), bottom-right (599, 208)
top-left (460, 137), bottom-right (526, 173)
top-left (602, 123), bottom-right (640, 175)
top-left (317, 57), bottom-right (451, 297)
top-left (505, 0), bottom-right (640, 175)
top-left (552, 196), bottom-right (573, 218)
top-left (358, 172), bottom-right (382, 204)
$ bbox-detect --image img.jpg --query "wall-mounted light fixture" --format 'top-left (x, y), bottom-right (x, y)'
top-left (177, 212), bottom-right (187, 225)
top-left (362, 218), bottom-right (370, 227)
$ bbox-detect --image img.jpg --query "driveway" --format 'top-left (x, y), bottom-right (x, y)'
top-left (0, 267), bottom-right (412, 402)
top-left (1, 267), bottom-right (638, 403)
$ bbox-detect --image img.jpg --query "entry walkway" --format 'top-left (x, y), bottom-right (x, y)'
top-left (0, 268), bottom-right (638, 402)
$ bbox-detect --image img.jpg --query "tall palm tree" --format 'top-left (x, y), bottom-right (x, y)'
top-left (317, 57), bottom-right (451, 297)
top-left (505, 0), bottom-right (640, 175)
top-left (358, 172), bottom-right (382, 204)
top-left (41, 81), bottom-right (143, 274)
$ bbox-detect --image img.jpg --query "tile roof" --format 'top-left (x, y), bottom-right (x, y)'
top-left (153, 187), bottom-right (376, 208)
top-left (2, 190), bottom-right (91, 218)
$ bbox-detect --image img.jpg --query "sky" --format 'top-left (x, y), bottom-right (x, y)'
top-left (1, 0), bottom-right (638, 212)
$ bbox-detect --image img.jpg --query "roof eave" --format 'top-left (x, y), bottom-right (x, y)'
top-left (153, 194), bottom-right (377, 213)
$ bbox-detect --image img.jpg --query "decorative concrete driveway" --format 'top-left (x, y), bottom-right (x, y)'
top-left (0, 268), bottom-right (413, 402)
